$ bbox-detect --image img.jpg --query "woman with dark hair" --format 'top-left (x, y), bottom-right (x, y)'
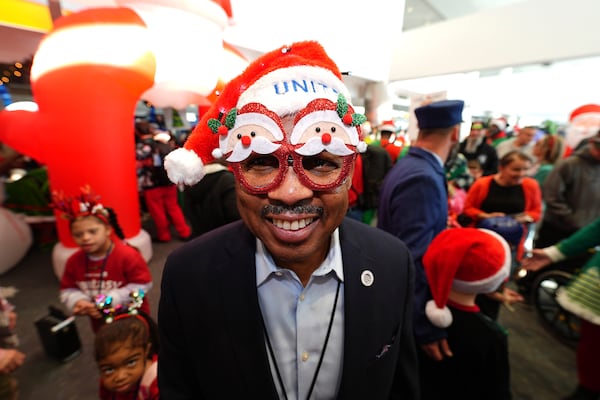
top-left (462, 150), bottom-right (543, 319)
top-left (463, 150), bottom-right (543, 256)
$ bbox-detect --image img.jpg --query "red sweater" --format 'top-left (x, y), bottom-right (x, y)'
top-left (60, 241), bottom-right (152, 331)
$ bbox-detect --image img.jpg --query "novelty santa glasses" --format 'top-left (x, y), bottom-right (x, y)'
top-left (231, 145), bottom-right (356, 194)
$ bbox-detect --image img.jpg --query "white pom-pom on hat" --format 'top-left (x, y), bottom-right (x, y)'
top-left (425, 299), bottom-right (453, 328)
top-left (211, 148), bottom-right (223, 159)
top-left (164, 148), bottom-right (205, 186)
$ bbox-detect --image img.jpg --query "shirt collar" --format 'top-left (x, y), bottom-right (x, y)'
top-left (414, 146), bottom-right (444, 168)
top-left (256, 228), bottom-right (345, 287)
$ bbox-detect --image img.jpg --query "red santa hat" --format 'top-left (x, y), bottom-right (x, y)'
top-left (165, 41), bottom-right (367, 185)
top-left (490, 117), bottom-right (507, 131)
top-left (423, 228), bottom-right (511, 328)
top-left (378, 120), bottom-right (396, 132)
top-left (569, 104), bottom-right (600, 121)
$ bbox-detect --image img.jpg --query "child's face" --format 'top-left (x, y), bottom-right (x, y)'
top-left (70, 216), bottom-right (112, 257)
top-left (98, 343), bottom-right (149, 395)
top-left (467, 165), bottom-right (483, 179)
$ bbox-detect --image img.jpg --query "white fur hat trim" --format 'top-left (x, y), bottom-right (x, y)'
top-left (236, 65), bottom-right (349, 117)
top-left (164, 148), bottom-right (206, 186)
top-left (426, 299), bottom-right (453, 328)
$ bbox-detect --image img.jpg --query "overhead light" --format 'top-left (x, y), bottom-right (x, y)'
top-left (186, 112), bottom-right (198, 123)
top-left (5, 101), bottom-right (38, 111)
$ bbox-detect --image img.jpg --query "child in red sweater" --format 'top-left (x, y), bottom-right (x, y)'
top-left (54, 187), bottom-right (153, 332)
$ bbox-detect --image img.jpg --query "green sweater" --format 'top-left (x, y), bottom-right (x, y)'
top-left (547, 217), bottom-right (600, 269)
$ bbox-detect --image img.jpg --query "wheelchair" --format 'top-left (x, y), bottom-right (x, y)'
top-left (526, 267), bottom-right (580, 349)
top-left (514, 224), bottom-right (587, 349)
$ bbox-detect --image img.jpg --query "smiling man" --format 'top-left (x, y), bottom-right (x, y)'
top-left (158, 41), bottom-right (418, 399)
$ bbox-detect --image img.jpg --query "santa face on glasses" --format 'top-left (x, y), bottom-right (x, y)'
top-left (216, 95), bottom-right (363, 193)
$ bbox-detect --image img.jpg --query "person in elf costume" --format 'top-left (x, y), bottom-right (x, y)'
top-left (523, 217), bottom-right (600, 400)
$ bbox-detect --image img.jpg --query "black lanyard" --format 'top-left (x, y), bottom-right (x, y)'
top-left (85, 241), bottom-right (113, 297)
top-left (261, 279), bottom-right (341, 400)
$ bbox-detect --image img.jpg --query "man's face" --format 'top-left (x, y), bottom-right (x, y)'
top-left (516, 128), bottom-right (536, 145)
top-left (487, 124), bottom-right (500, 136)
top-left (469, 123), bottom-right (484, 138)
top-left (235, 115), bottom-right (352, 270)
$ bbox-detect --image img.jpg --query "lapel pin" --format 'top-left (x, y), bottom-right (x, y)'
top-left (361, 270), bottom-right (374, 287)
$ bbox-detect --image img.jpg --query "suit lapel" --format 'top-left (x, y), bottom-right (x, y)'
top-left (215, 220), bottom-right (382, 398)
top-left (337, 220), bottom-right (378, 397)
top-left (217, 223), bottom-right (278, 398)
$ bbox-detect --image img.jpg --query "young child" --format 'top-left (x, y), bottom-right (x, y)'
top-left (418, 228), bottom-right (512, 400)
top-left (53, 186), bottom-right (153, 332)
top-left (95, 310), bottom-right (159, 400)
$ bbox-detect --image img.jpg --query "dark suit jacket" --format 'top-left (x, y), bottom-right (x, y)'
top-left (158, 218), bottom-right (418, 399)
top-left (183, 169), bottom-right (240, 238)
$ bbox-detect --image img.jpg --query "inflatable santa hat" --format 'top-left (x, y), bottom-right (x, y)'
top-left (569, 103), bottom-right (600, 121)
top-left (423, 228), bottom-right (511, 328)
top-left (565, 103), bottom-right (600, 151)
top-left (165, 41), bottom-right (367, 186)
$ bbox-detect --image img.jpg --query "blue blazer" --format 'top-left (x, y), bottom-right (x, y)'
top-left (158, 218), bottom-right (418, 399)
top-left (377, 146), bottom-right (448, 345)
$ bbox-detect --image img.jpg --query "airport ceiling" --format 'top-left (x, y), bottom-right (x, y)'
top-left (0, 0), bottom-right (520, 72)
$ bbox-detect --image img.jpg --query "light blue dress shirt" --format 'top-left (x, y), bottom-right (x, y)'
top-left (256, 229), bottom-right (345, 400)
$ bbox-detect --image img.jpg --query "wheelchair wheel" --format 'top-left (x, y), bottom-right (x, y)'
top-left (532, 269), bottom-right (580, 348)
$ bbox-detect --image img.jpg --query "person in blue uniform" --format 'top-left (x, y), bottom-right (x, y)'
top-left (378, 99), bottom-right (464, 361)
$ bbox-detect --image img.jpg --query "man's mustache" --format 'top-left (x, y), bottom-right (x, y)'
top-left (261, 204), bottom-right (324, 217)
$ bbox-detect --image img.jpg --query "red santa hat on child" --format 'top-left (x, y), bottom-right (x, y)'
top-left (165, 41), bottom-right (367, 185)
top-left (423, 228), bottom-right (511, 328)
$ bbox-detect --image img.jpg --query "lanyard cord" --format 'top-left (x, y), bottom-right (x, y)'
top-left (85, 241), bottom-right (113, 297)
top-left (261, 279), bottom-right (341, 400)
